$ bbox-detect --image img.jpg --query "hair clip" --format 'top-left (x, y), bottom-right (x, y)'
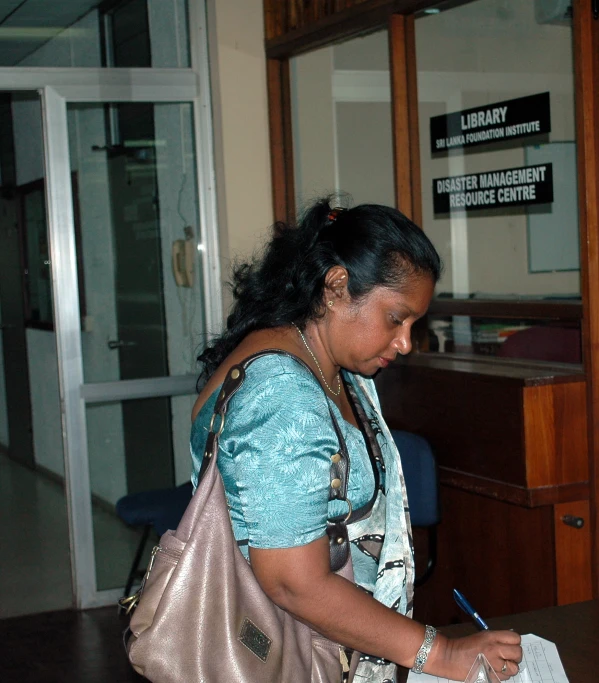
top-left (327, 207), bottom-right (345, 224)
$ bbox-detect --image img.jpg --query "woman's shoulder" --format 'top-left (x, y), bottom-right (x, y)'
top-left (193, 353), bottom-right (326, 426)
top-left (245, 352), bottom-right (315, 382)
top-left (233, 353), bottom-right (328, 410)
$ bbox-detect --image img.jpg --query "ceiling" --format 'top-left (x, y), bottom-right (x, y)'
top-left (0, 0), bottom-right (101, 66)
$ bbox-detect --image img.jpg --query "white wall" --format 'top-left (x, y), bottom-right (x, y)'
top-left (207, 0), bottom-right (273, 269)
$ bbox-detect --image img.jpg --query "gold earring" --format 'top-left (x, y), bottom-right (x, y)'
top-left (327, 300), bottom-right (334, 308)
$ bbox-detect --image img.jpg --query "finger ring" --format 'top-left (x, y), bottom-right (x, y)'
top-left (501, 660), bottom-right (508, 674)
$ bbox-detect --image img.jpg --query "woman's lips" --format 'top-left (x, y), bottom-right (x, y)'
top-left (378, 357), bottom-right (390, 368)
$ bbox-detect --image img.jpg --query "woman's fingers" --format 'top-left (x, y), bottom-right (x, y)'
top-left (493, 629), bottom-right (522, 647)
top-left (477, 631), bottom-right (522, 680)
top-left (495, 657), bottom-right (520, 680)
top-left (498, 643), bottom-right (523, 663)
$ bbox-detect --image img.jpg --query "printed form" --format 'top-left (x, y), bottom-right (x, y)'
top-left (406, 634), bottom-right (568, 683)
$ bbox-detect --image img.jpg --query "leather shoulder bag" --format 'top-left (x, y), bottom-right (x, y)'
top-left (119, 350), bottom-right (361, 683)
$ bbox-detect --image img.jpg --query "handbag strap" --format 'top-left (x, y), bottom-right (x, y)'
top-left (199, 349), bottom-right (352, 572)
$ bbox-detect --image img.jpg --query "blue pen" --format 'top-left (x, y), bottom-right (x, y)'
top-left (453, 589), bottom-right (489, 630)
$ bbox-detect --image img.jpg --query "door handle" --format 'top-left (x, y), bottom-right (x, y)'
top-left (107, 339), bottom-right (138, 350)
top-left (0, 323), bottom-right (16, 330)
top-left (561, 515), bottom-right (585, 529)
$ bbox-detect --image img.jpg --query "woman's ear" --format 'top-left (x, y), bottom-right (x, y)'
top-left (324, 266), bottom-right (349, 301)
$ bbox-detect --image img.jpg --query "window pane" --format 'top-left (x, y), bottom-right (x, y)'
top-left (415, 0), bottom-right (580, 303)
top-left (427, 314), bottom-right (582, 364)
top-left (0, 0), bottom-right (190, 68)
top-left (0, 90), bottom-right (71, 616)
top-left (87, 395), bottom-right (194, 592)
top-left (290, 30), bottom-right (394, 209)
top-left (66, 101), bottom-right (206, 384)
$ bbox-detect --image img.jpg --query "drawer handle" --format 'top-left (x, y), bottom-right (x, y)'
top-left (561, 515), bottom-right (585, 529)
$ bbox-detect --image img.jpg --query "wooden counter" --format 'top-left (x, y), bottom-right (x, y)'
top-left (375, 353), bottom-right (592, 625)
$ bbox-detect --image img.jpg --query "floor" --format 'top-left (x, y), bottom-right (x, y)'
top-left (1, 606), bottom-right (145, 683)
top-left (0, 453), bottom-right (150, 619)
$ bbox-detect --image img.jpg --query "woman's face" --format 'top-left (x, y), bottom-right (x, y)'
top-left (330, 273), bottom-right (435, 376)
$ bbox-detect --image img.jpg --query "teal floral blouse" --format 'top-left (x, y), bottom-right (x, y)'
top-left (190, 354), bottom-right (386, 588)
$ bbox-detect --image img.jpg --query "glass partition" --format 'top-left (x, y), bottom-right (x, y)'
top-left (0, 0), bottom-right (190, 68)
top-left (290, 29), bottom-right (394, 210)
top-left (0, 91), bottom-right (71, 617)
top-left (415, 0), bottom-right (580, 304)
top-left (67, 100), bottom-right (204, 590)
top-left (88, 396), bottom-right (191, 592)
top-left (427, 314), bottom-right (582, 364)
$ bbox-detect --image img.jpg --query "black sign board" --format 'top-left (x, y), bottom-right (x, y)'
top-left (430, 92), bottom-right (551, 153)
top-left (433, 163), bottom-right (553, 214)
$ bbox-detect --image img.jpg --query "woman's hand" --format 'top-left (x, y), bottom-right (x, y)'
top-left (250, 537), bottom-right (523, 679)
top-left (428, 630), bottom-right (522, 680)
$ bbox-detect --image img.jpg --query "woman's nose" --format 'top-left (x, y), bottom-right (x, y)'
top-left (393, 330), bottom-right (412, 356)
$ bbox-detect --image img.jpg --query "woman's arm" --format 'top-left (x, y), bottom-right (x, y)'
top-left (250, 536), bottom-right (522, 680)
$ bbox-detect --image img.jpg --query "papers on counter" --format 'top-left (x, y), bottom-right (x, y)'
top-left (406, 634), bottom-right (569, 683)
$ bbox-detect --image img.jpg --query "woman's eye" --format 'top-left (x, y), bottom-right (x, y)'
top-left (390, 315), bottom-right (403, 326)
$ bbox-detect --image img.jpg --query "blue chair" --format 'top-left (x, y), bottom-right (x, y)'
top-left (391, 430), bottom-right (439, 587)
top-left (116, 481), bottom-right (194, 597)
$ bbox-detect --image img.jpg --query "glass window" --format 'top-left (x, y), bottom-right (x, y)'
top-left (19, 175), bottom-right (85, 330)
top-left (427, 314), bottom-right (582, 364)
top-left (103, 0), bottom-right (152, 68)
top-left (415, 0), bottom-right (579, 304)
top-left (0, 0), bottom-right (190, 68)
top-left (290, 30), bottom-right (394, 210)
top-left (22, 183), bottom-right (51, 327)
top-left (67, 101), bottom-right (205, 383)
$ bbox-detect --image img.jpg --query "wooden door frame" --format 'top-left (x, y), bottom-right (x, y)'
top-left (573, 0), bottom-right (599, 595)
top-left (264, 0), bottom-right (599, 598)
top-left (267, 58), bottom-right (296, 225)
top-left (266, 7), bottom-right (420, 224)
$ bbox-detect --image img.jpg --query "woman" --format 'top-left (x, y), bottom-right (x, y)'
top-left (191, 199), bottom-right (522, 681)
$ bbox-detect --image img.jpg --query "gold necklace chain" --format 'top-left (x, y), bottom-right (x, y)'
top-left (292, 323), bottom-right (341, 397)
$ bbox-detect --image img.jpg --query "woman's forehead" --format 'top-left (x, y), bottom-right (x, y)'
top-left (369, 276), bottom-right (434, 310)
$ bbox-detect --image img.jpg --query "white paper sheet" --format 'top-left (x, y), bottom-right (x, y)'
top-left (406, 634), bottom-right (569, 683)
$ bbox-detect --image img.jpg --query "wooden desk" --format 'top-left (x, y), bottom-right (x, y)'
top-left (397, 600), bottom-right (599, 682)
top-left (375, 353), bottom-right (592, 624)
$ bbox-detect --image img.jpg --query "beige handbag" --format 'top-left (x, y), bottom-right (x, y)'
top-left (120, 351), bottom-right (361, 682)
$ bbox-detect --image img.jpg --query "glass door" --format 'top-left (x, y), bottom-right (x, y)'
top-left (2, 0), bottom-right (223, 609)
top-left (0, 90), bottom-right (71, 618)
top-left (67, 100), bottom-right (206, 593)
top-left (38, 78), bottom-right (220, 608)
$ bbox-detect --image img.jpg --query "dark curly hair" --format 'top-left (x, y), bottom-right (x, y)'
top-left (197, 197), bottom-right (441, 383)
